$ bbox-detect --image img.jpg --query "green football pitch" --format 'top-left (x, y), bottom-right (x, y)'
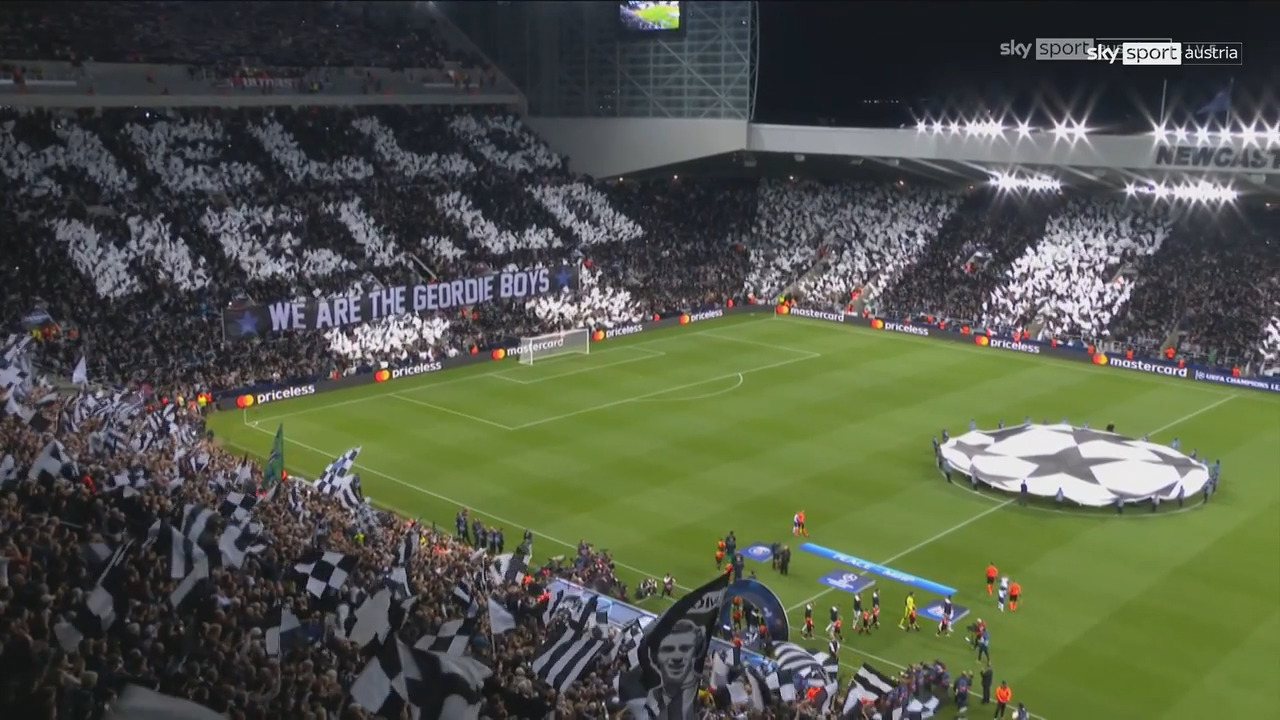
top-left (631, 4), bottom-right (681, 30)
top-left (210, 315), bottom-right (1280, 719)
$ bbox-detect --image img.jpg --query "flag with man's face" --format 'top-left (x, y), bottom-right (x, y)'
top-left (618, 573), bottom-right (730, 719)
top-left (262, 424), bottom-right (285, 492)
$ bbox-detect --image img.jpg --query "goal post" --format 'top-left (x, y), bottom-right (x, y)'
top-left (518, 328), bottom-right (591, 365)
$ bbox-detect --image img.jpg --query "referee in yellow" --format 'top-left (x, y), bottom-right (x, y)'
top-left (899, 591), bottom-right (916, 629)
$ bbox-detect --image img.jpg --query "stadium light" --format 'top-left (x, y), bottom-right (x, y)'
top-left (1051, 122), bottom-right (1070, 142)
top-left (916, 120), bottom-right (927, 133)
top-left (1195, 126), bottom-right (1211, 145)
top-left (948, 121), bottom-right (961, 135)
top-left (1016, 121), bottom-right (1032, 139)
top-left (930, 121), bottom-right (943, 134)
top-left (1127, 181), bottom-right (1239, 204)
top-left (1267, 126), bottom-right (1280, 145)
top-left (1174, 126), bottom-right (1189, 142)
top-left (1152, 124), bottom-right (1169, 144)
top-left (1241, 127), bottom-right (1260, 146)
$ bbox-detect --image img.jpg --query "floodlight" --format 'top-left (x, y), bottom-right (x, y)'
top-left (1195, 126), bottom-right (1210, 144)
top-left (916, 120), bottom-right (927, 132)
top-left (1267, 126), bottom-right (1280, 145)
top-left (1174, 127), bottom-right (1189, 142)
top-left (930, 121), bottom-right (943, 134)
top-left (1016, 122), bottom-right (1031, 139)
top-left (1051, 122), bottom-right (1070, 141)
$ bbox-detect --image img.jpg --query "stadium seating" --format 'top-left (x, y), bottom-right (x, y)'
top-left (0, 1), bottom-right (474, 71)
top-left (983, 197), bottom-right (1173, 338)
top-left (6, 91), bottom-right (1280, 719)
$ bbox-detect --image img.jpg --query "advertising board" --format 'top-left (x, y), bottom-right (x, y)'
top-left (214, 304), bottom-right (1275, 410)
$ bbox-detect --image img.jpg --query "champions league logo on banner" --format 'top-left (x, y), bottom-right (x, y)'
top-left (717, 578), bottom-right (790, 648)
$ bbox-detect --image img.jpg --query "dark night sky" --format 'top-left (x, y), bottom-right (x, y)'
top-left (754, 1), bottom-right (1280, 128)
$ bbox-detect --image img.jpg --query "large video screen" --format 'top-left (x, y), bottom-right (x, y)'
top-left (618, 1), bottom-right (684, 33)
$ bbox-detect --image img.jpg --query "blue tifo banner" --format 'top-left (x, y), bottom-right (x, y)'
top-left (222, 265), bottom-right (578, 340)
top-left (717, 578), bottom-right (791, 647)
top-left (801, 542), bottom-right (958, 596)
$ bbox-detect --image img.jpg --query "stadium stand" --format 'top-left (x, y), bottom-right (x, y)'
top-left (4, 84), bottom-right (1280, 720)
top-left (0, 1), bottom-right (478, 72)
top-left (877, 192), bottom-right (1061, 324)
top-left (982, 197), bottom-right (1174, 339)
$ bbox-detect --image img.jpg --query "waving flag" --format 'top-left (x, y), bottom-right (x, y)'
top-left (262, 424), bottom-right (285, 492)
top-left (617, 572), bottom-right (730, 719)
top-left (1197, 81), bottom-right (1233, 116)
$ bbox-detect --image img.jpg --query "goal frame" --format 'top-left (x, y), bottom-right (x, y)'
top-left (518, 328), bottom-right (591, 365)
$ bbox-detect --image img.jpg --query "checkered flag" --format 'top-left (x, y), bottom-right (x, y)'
top-left (264, 605), bottom-right (302, 656)
top-left (218, 492), bottom-right (258, 523)
top-left (452, 579), bottom-right (478, 614)
top-left (489, 550), bottom-right (528, 587)
top-left (150, 520), bottom-right (206, 580)
top-left (293, 550), bottom-right (357, 597)
top-left (414, 616), bottom-right (479, 656)
top-left (313, 447), bottom-right (362, 507)
top-left (351, 636), bottom-right (490, 720)
top-left (180, 504), bottom-right (216, 543)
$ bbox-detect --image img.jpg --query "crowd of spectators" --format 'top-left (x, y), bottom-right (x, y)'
top-left (741, 180), bottom-right (962, 305)
top-left (5, 97), bottom-right (1280, 718)
top-left (0, 1), bottom-right (478, 72)
top-left (982, 196), bottom-right (1173, 339)
top-left (876, 192), bottom-right (1060, 323)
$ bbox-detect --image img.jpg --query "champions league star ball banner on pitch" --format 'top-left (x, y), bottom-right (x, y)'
top-left (940, 423), bottom-right (1212, 507)
top-left (223, 266), bottom-right (578, 340)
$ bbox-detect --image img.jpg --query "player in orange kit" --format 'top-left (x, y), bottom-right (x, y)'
top-left (1009, 580), bottom-right (1022, 611)
top-left (793, 510), bottom-right (808, 537)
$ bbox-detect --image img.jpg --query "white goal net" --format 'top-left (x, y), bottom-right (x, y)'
top-left (518, 329), bottom-right (591, 365)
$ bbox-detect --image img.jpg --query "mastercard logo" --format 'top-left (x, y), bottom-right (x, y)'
top-left (974, 335), bottom-right (990, 346)
top-left (235, 395), bottom-right (255, 408)
top-left (592, 329), bottom-right (605, 342)
top-left (492, 348), bottom-right (507, 360)
top-left (870, 318), bottom-right (885, 330)
top-left (678, 314), bottom-right (691, 325)
top-left (776, 305), bottom-right (791, 315)
top-left (1092, 353), bottom-right (1108, 365)
top-left (374, 369), bottom-right (391, 383)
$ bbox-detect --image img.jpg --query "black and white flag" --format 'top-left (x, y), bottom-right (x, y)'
top-left (314, 447), bottom-right (364, 509)
top-left (54, 539), bottom-right (134, 652)
top-left (105, 685), bottom-right (226, 720)
top-left (27, 440), bottom-right (77, 483)
top-left (180, 504), bottom-right (216, 543)
top-left (617, 572), bottom-right (730, 720)
top-left (490, 550), bottom-right (528, 587)
top-left (218, 492), bottom-right (258, 523)
top-left (264, 605), bottom-right (302, 656)
top-left (843, 662), bottom-right (896, 714)
top-left (414, 616), bottom-right (479, 656)
top-left (153, 521), bottom-right (206, 580)
top-left (170, 558), bottom-right (210, 609)
top-left (351, 637), bottom-right (491, 720)
top-left (452, 579), bottom-right (478, 614)
top-left (216, 521), bottom-right (267, 569)
top-left (0, 453), bottom-right (17, 486)
top-left (488, 597), bottom-right (517, 636)
top-left (542, 586), bottom-right (585, 626)
top-left (531, 595), bottom-right (607, 693)
top-left (294, 550), bottom-right (357, 597)
top-left (770, 642), bottom-right (837, 710)
top-left (617, 616), bottom-right (653, 666)
top-left (71, 356), bottom-right (88, 385)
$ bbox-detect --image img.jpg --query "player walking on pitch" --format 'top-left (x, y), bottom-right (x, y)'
top-left (1008, 580), bottom-right (1022, 612)
top-left (792, 510), bottom-right (808, 537)
top-left (899, 592), bottom-right (916, 629)
top-left (986, 562), bottom-right (998, 595)
top-left (996, 577), bottom-right (1009, 612)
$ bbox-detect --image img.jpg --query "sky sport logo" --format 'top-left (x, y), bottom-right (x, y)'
top-left (235, 384), bottom-right (316, 408)
top-left (871, 319), bottom-right (930, 337)
top-left (1093, 353), bottom-right (1189, 377)
top-left (975, 336), bottom-right (1042, 354)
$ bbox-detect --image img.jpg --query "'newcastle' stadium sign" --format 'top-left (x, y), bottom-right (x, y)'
top-left (223, 266), bottom-right (577, 340)
top-left (1152, 145), bottom-right (1280, 171)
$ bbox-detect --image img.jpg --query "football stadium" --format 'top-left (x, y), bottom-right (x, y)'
top-left (1, 2), bottom-right (1277, 720)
